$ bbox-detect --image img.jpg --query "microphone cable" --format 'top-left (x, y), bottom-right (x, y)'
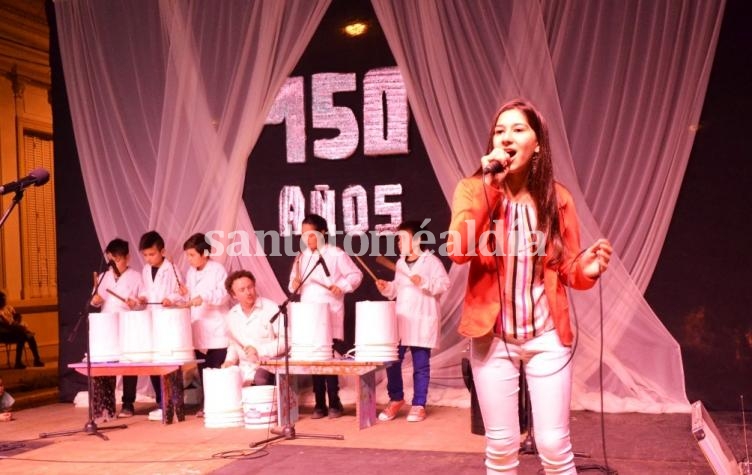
top-left (482, 176), bottom-right (617, 473)
top-left (568, 263), bottom-right (618, 474)
top-left (481, 176), bottom-right (582, 378)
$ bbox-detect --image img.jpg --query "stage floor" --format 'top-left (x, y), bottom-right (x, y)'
top-left (0, 401), bottom-right (746, 474)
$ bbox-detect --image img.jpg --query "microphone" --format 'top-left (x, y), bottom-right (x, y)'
top-left (483, 160), bottom-right (505, 174)
top-left (0, 168), bottom-right (50, 195)
top-left (108, 260), bottom-right (121, 277)
top-left (317, 253), bottom-right (331, 277)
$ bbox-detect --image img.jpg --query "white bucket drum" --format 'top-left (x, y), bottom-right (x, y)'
top-left (202, 366), bottom-right (244, 428)
top-left (288, 302), bottom-right (332, 361)
top-left (151, 307), bottom-right (194, 361)
top-left (354, 301), bottom-right (399, 361)
top-left (88, 312), bottom-right (120, 363)
top-left (119, 309), bottom-right (153, 362)
top-left (242, 385), bottom-right (278, 429)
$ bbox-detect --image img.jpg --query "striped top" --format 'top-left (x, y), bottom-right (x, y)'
top-left (493, 198), bottom-right (553, 341)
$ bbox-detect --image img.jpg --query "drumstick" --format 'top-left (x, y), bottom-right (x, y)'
top-left (106, 288), bottom-right (127, 303)
top-left (376, 255), bottom-right (411, 277)
top-left (375, 255), bottom-right (396, 272)
top-left (167, 256), bottom-right (182, 286)
top-left (353, 254), bottom-right (378, 282)
top-left (92, 271), bottom-right (98, 288)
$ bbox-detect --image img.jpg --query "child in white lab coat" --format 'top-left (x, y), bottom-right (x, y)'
top-left (376, 221), bottom-right (449, 422)
top-left (137, 230), bottom-right (183, 421)
top-left (181, 233), bottom-right (230, 417)
top-left (90, 238), bottom-right (142, 418)
top-left (288, 214), bottom-right (362, 419)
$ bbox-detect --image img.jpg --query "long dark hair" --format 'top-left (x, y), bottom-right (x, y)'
top-left (485, 99), bottom-right (563, 266)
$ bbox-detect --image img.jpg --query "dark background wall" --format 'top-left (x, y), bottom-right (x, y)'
top-left (48, 0), bottom-right (100, 399)
top-left (643, 0), bottom-right (752, 410)
top-left (50, 0), bottom-right (752, 409)
top-left (243, 1), bottom-right (451, 350)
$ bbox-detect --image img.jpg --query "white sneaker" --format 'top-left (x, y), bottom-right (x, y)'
top-left (148, 408), bottom-right (163, 421)
top-left (406, 405), bottom-right (426, 422)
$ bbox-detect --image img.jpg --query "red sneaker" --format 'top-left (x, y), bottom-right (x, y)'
top-left (378, 400), bottom-right (405, 421)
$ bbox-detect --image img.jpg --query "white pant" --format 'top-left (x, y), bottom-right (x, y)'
top-left (471, 331), bottom-right (576, 475)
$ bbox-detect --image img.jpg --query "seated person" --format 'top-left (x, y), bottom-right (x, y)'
top-left (0, 290), bottom-right (44, 369)
top-left (221, 270), bottom-right (287, 386)
top-left (0, 376), bottom-right (14, 421)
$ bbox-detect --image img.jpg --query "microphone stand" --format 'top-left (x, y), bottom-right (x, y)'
top-left (0, 190), bottom-right (25, 229)
top-left (519, 365), bottom-right (536, 455)
top-left (40, 262), bottom-right (127, 440)
top-left (251, 252), bottom-right (344, 447)
top-left (518, 364), bottom-right (589, 459)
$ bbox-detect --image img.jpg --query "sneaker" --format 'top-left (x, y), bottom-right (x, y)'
top-left (196, 410), bottom-right (204, 418)
top-left (33, 360), bottom-right (45, 367)
top-left (378, 399), bottom-right (405, 421)
top-left (407, 405), bottom-right (426, 422)
top-left (328, 407), bottom-right (343, 419)
top-left (117, 406), bottom-right (134, 418)
top-left (148, 408), bottom-right (163, 421)
top-left (311, 407), bottom-right (328, 419)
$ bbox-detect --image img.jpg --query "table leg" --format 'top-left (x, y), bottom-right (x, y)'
top-left (170, 369), bottom-right (185, 422)
top-left (92, 376), bottom-right (116, 421)
top-left (161, 369), bottom-right (184, 424)
top-left (357, 370), bottom-right (377, 429)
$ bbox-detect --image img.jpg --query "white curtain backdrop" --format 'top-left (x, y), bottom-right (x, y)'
top-left (55, 0), bottom-right (724, 413)
top-left (54, 0), bottom-right (331, 302)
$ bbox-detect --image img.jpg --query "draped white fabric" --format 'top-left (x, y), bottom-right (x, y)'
top-left (542, 0), bottom-right (725, 290)
top-left (55, 0), bottom-right (724, 412)
top-left (54, 0), bottom-right (331, 302)
top-left (371, 0), bottom-right (723, 412)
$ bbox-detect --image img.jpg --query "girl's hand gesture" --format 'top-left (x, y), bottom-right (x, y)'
top-left (581, 239), bottom-right (613, 278)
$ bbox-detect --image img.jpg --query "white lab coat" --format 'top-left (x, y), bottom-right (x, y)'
top-left (378, 252), bottom-right (449, 348)
top-left (139, 259), bottom-right (183, 304)
top-left (224, 297), bottom-right (287, 383)
top-left (288, 245), bottom-right (363, 340)
top-left (94, 267), bottom-right (142, 314)
top-left (185, 259), bottom-right (229, 351)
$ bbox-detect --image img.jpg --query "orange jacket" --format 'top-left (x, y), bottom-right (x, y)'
top-left (447, 176), bottom-right (596, 346)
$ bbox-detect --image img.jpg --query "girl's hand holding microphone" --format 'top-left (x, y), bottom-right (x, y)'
top-left (481, 148), bottom-right (511, 186)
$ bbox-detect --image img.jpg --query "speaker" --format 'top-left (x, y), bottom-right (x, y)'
top-left (691, 400), bottom-right (741, 474)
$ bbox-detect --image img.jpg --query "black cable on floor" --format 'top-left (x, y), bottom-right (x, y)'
top-left (570, 276), bottom-right (618, 475)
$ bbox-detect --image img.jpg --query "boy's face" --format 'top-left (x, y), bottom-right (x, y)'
top-left (106, 253), bottom-right (129, 273)
top-left (184, 248), bottom-right (208, 269)
top-left (397, 230), bottom-right (417, 256)
top-left (141, 245), bottom-right (165, 267)
top-left (301, 224), bottom-right (323, 251)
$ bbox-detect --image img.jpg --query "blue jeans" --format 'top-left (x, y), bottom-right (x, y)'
top-left (386, 345), bottom-right (431, 406)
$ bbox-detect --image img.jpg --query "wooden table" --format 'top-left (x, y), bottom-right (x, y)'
top-left (259, 359), bottom-right (394, 430)
top-left (68, 360), bottom-right (199, 424)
